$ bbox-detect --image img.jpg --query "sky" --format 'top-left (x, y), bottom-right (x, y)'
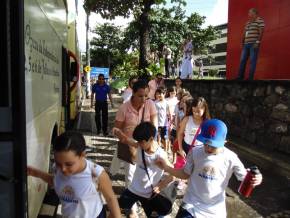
top-left (77, 0), bottom-right (228, 52)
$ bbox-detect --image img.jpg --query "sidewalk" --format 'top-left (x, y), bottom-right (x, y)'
top-left (38, 94), bottom-right (290, 217)
top-left (76, 95), bottom-right (264, 218)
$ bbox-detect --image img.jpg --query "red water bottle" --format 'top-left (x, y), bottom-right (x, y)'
top-left (238, 166), bottom-right (260, 197)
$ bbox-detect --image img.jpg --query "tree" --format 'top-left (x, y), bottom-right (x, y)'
top-left (90, 23), bottom-right (124, 70)
top-left (123, 4), bottom-right (218, 66)
top-left (84, 0), bottom-right (186, 71)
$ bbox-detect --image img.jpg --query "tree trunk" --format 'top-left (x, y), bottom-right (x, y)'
top-left (139, 1), bottom-right (153, 70)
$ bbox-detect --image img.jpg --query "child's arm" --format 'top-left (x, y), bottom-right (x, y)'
top-left (27, 166), bottom-right (54, 186)
top-left (112, 127), bottom-right (138, 148)
top-left (98, 171), bottom-right (122, 218)
top-left (153, 174), bottom-right (174, 194)
top-left (155, 157), bottom-right (190, 180)
top-left (177, 117), bottom-right (188, 157)
top-left (153, 154), bottom-right (175, 193)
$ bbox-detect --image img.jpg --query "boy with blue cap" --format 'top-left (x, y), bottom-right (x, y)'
top-left (156, 119), bottom-right (263, 218)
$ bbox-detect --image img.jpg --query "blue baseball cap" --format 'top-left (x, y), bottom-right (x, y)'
top-left (196, 119), bottom-right (227, 148)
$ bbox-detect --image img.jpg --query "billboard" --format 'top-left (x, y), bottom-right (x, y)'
top-left (226, 0), bottom-right (290, 80)
top-left (90, 67), bottom-right (110, 79)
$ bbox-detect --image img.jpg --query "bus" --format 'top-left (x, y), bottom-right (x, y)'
top-left (0, 0), bottom-right (81, 217)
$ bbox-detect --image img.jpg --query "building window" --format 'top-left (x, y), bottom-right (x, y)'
top-left (214, 56), bottom-right (226, 65)
top-left (213, 43), bottom-right (227, 53)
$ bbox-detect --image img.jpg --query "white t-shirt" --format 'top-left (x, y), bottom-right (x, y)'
top-left (184, 116), bottom-right (203, 146)
top-left (166, 97), bottom-right (179, 118)
top-left (182, 146), bottom-right (247, 218)
top-left (155, 100), bottom-right (168, 127)
top-left (54, 160), bottom-right (104, 218)
top-left (122, 87), bottom-right (132, 103)
top-left (172, 105), bottom-right (184, 130)
top-left (129, 146), bottom-right (167, 198)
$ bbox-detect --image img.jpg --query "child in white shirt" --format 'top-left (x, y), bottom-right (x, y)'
top-left (155, 87), bottom-right (170, 151)
top-left (156, 119), bottom-right (263, 218)
top-left (113, 122), bottom-right (173, 217)
top-left (27, 131), bottom-right (121, 218)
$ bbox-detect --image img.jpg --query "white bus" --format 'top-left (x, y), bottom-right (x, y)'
top-left (0, 0), bottom-right (81, 217)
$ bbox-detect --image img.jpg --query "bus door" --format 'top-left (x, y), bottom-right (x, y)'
top-left (0, 0), bottom-right (28, 217)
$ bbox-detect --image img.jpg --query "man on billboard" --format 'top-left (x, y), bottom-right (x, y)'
top-left (236, 8), bottom-right (265, 80)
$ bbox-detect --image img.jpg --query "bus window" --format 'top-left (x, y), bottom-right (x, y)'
top-left (70, 62), bottom-right (77, 82)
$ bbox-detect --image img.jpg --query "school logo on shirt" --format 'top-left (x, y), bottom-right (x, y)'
top-left (198, 165), bottom-right (217, 181)
top-left (59, 185), bottom-right (79, 204)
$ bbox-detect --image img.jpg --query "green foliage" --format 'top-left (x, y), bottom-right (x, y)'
top-left (123, 3), bottom-right (219, 64)
top-left (84, 0), bottom-right (186, 69)
top-left (85, 0), bottom-right (218, 72)
top-left (146, 62), bottom-right (162, 76)
top-left (110, 78), bottom-right (127, 90)
top-left (90, 23), bottom-right (125, 70)
top-left (111, 52), bottom-right (139, 79)
top-left (208, 69), bottom-right (219, 77)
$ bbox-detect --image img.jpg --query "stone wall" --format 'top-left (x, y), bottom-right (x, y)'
top-left (165, 80), bottom-right (290, 154)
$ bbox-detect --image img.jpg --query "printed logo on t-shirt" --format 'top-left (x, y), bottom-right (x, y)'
top-left (59, 185), bottom-right (79, 204)
top-left (198, 165), bottom-right (217, 181)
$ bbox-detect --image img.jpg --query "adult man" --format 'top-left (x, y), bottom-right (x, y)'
top-left (91, 74), bottom-right (114, 136)
top-left (237, 8), bottom-right (265, 80)
top-left (162, 44), bottom-right (172, 78)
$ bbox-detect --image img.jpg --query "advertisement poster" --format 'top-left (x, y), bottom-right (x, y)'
top-left (226, 0), bottom-right (290, 80)
top-left (90, 67), bottom-right (110, 79)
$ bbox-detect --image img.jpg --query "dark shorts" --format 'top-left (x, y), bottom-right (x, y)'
top-left (158, 126), bottom-right (168, 140)
top-left (182, 140), bottom-right (191, 155)
top-left (119, 189), bottom-right (165, 218)
top-left (170, 129), bottom-right (177, 138)
top-left (97, 206), bottom-right (106, 218)
top-left (175, 206), bottom-right (194, 218)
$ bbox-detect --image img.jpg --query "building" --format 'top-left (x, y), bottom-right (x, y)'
top-left (196, 23), bottom-right (227, 78)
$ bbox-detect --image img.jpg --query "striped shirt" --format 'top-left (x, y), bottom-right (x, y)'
top-left (244, 17), bottom-right (265, 44)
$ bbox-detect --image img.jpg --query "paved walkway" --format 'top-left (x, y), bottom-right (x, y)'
top-left (75, 95), bottom-right (265, 218)
top-left (40, 94), bottom-right (290, 218)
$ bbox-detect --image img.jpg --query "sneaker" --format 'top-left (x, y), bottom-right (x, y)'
top-left (103, 132), bottom-right (108, 137)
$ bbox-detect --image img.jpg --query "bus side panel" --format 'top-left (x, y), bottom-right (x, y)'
top-left (24, 0), bottom-right (67, 217)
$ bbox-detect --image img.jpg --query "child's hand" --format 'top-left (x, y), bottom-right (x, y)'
top-left (178, 149), bottom-right (186, 158)
top-left (251, 173), bottom-right (263, 186)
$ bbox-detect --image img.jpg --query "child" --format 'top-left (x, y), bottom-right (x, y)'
top-left (174, 77), bottom-right (183, 94)
top-left (171, 91), bottom-right (191, 163)
top-left (27, 131), bottom-right (121, 218)
top-left (155, 87), bottom-right (170, 152)
top-left (113, 122), bottom-right (173, 218)
top-left (177, 97), bottom-right (211, 157)
top-left (156, 119), bottom-right (263, 218)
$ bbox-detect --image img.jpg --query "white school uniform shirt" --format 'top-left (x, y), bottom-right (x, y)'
top-left (184, 116), bottom-right (203, 146)
top-left (122, 87), bottom-right (132, 103)
top-left (182, 146), bottom-right (247, 218)
top-left (155, 99), bottom-right (169, 127)
top-left (54, 160), bottom-right (104, 218)
top-left (129, 146), bottom-right (166, 198)
top-left (166, 97), bottom-right (179, 118)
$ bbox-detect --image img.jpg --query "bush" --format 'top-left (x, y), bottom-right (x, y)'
top-left (208, 69), bottom-right (219, 77)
